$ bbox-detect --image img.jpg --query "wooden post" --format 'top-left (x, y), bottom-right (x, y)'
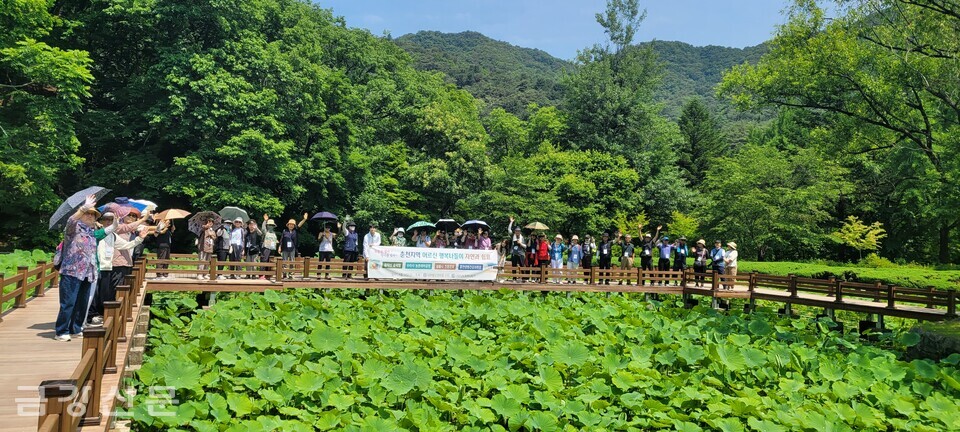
top-left (15, 266), bottom-right (29, 308)
top-left (589, 267), bottom-right (596, 285)
top-left (102, 301), bottom-right (121, 374)
top-left (711, 271), bottom-right (719, 292)
top-left (947, 290), bottom-right (957, 318)
top-left (303, 257), bottom-right (312, 279)
top-left (209, 257), bottom-right (218, 280)
top-left (680, 268), bottom-right (688, 289)
top-left (38, 380), bottom-right (75, 430)
top-left (115, 284), bottom-right (130, 343)
top-left (926, 286), bottom-right (935, 309)
top-left (886, 285), bottom-right (896, 309)
top-left (747, 272), bottom-right (757, 312)
top-left (789, 274), bottom-right (798, 298)
top-left (81, 324), bottom-right (106, 426)
top-left (834, 278), bottom-right (843, 303)
top-left (36, 261), bottom-right (48, 297)
top-left (124, 275), bottom-right (135, 322)
top-left (50, 264), bottom-right (60, 295)
top-left (539, 265), bottom-right (546, 285)
top-left (274, 257), bottom-right (283, 281)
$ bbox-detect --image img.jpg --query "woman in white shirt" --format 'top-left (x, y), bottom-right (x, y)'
top-left (317, 225), bottom-right (336, 279)
top-left (724, 242), bottom-right (738, 290)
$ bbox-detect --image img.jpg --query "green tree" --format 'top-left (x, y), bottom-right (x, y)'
top-left (0, 0), bottom-right (93, 247)
top-left (678, 98), bottom-right (725, 186)
top-left (699, 141), bottom-right (848, 261)
top-left (830, 215), bottom-right (887, 260)
top-left (668, 211), bottom-right (699, 240)
top-left (719, 0), bottom-right (960, 263)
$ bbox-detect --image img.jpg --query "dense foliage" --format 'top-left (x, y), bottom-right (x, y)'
top-left (129, 290), bottom-right (960, 431)
top-left (395, 31), bottom-right (568, 116)
top-left (3, 0), bottom-right (958, 265)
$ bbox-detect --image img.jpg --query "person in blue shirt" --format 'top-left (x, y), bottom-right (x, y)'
top-left (657, 236), bottom-right (673, 285)
top-left (672, 237), bottom-right (690, 285)
top-left (549, 234), bottom-right (567, 283)
top-left (710, 240), bottom-right (726, 282)
top-left (341, 221), bottom-right (359, 278)
top-left (567, 235), bottom-right (583, 284)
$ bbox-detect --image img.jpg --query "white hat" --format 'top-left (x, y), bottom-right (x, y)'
top-left (233, 217), bottom-right (243, 223)
top-left (727, 242), bottom-right (737, 249)
top-left (571, 235), bottom-right (579, 240)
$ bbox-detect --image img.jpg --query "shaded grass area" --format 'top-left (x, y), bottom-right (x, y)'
top-left (738, 260), bottom-right (960, 290)
top-left (1, 250), bottom-right (52, 312)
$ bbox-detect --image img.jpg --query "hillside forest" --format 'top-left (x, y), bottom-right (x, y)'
top-left (1, 0), bottom-right (959, 265)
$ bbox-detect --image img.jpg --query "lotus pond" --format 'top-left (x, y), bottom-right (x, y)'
top-left (128, 290), bottom-right (960, 431)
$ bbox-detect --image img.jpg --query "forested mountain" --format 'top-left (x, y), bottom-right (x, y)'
top-left (394, 31), bottom-right (767, 120)
top-left (394, 31), bottom-right (568, 115)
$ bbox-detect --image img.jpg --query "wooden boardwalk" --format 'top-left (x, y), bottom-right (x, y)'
top-left (1, 256), bottom-right (955, 432)
top-left (0, 281), bottom-right (145, 432)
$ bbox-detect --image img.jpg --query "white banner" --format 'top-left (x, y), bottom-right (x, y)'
top-left (366, 246), bottom-right (499, 281)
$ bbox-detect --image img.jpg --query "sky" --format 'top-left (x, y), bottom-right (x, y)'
top-left (316, 1), bottom-right (795, 60)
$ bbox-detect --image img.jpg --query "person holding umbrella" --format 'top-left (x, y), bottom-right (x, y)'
top-left (411, 229), bottom-right (431, 248)
top-left (154, 218), bottom-right (174, 279)
top-left (278, 213), bottom-right (308, 262)
top-left (89, 212), bottom-right (149, 325)
top-left (432, 230), bottom-right (448, 248)
top-left (53, 195), bottom-right (101, 341)
top-left (197, 219), bottom-right (217, 280)
top-left (227, 218), bottom-right (246, 278)
top-left (317, 223), bottom-right (336, 279)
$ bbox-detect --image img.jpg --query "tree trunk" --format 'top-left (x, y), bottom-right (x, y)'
top-left (940, 223), bottom-right (951, 264)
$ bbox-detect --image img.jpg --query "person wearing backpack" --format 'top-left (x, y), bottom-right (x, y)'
top-left (278, 213), bottom-right (308, 262)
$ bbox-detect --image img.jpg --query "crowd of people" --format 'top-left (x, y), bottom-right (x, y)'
top-left (53, 194), bottom-right (740, 341)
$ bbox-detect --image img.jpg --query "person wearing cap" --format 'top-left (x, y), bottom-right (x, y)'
top-left (228, 217), bottom-right (246, 279)
top-left (656, 236), bottom-right (674, 285)
top-left (672, 237), bottom-right (690, 286)
top-left (709, 240), bottom-right (726, 285)
top-left (549, 234), bottom-right (567, 283)
top-left (724, 242), bottom-right (739, 290)
top-left (214, 221), bottom-right (231, 276)
top-left (278, 213), bottom-right (308, 263)
top-left (261, 215), bottom-right (279, 278)
top-left (363, 224), bottom-right (382, 259)
top-left (390, 227), bottom-right (407, 246)
top-left (615, 231), bottom-right (635, 285)
top-left (692, 239), bottom-right (709, 287)
top-left (341, 221), bottom-right (360, 278)
top-left (597, 232), bottom-right (613, 285)
top-left (197, 218), bottom-right (217, 280)
top-left (507, 217), bottom-right (527, 275)
top-left (567, 235), bottom-right (583, 283)
top-left (54, 195), bottom-right (104, 341)
top-left (638, 224), bottom-right (662, 285)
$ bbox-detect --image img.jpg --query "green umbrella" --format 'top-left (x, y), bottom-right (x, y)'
top-left (219, 206), bottom-right (249, 223)
top-left (407, 220), bottom-right (436, 232)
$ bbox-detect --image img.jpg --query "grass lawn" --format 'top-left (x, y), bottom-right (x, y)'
top-left (738, 260), bottom-right (960, 291)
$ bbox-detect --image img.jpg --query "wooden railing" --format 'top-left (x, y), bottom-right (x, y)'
top-left (34, 259), bottom-right (145, 432)
top-left (139, 256), bottom-right (957, 320)
top-left (0, 261), bottom-right (58, 320)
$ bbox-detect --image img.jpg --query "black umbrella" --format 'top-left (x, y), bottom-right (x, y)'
top-left (188, 211), bottom-right (223, 236)
top-left (310, 211), bottom-right (338, 223)
top-left (461, 219), bottom-right (490, 233)
top-left (435, 219), bottom-right (460, 233)
top-left (49, 186), bottom-right (111, 230)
